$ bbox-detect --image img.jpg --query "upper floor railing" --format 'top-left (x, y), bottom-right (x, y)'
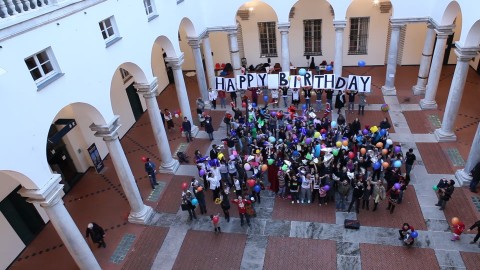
top-left (1, 0), bottom-right (55, 20)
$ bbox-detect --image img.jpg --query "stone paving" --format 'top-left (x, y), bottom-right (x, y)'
top-left (9, 66), bottom-right (480, 270)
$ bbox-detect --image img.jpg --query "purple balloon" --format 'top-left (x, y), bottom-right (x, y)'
top-left (323, 185), bottom-right (330, 191)
top-left (271, 111), bottom-right (277, 117)
top-left (394, 183), bottom-right (401, 190)
top-left (199, 169), bottom-right (205, 176)
top-left (362, 129), bottom-right (369, 135)
top-left (305, 138), bottom-right (312, 144)
top-left (394, 146), bottom-right (401, 153)
top-left (286, 124), bottom-right (292, 131)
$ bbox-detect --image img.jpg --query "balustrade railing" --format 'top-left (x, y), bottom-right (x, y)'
top-left (0, 0), bottom-right (52, 20)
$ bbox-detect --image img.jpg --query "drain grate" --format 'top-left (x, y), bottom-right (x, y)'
top-left (472, 196), bottom-right (480, 213)
top-left (110, 234), bottom-right (136, 264)
top-left (428, 114), bottom-right (442, 128)
top-left (147, 181), bottom-right (166, 202)
top-left (173, 143), bottom-right (188, 158)
top-left (445, 148), bottom-right (465, 167)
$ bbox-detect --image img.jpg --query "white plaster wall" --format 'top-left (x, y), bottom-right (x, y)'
top-left (402, 23), bottom-right (428, 65)
top-left (151, 43), bottom-right (170, 94)
top-left (288, 0), bottom-right (336, 67)
top-left (179, 27), bottom-right (196, 71)
top-left (111, 71), bottom-right (138, 139)
top-left (0, 212), bottom-right (25, 270)
top-left (208, 32), bottom-right (231, 69)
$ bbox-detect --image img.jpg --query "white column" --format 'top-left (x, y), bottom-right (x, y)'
top-left (165, 54), bottom-right (199, 136)
top-left (419, 28), bottom-right (452, 109)
top-left (19, 175), bottom-right (101, 270)
top-left (412, 24), bottom-right (436, 95)
top-left (381, 22), bottom-right (405, 96)
top-left (278, 22), bottom-right (290, 73)
top-left (188, 38), bottom-right (209, 102)
top-left (456, 123), bottom-right (480, 186)
top-left (333, 20), bottom-right (346, 78)
top-left (434, 46), bottom-right (479, 142)
top-left (227, 28), bottom-right (242, 77)
top-left (202, 34), bottom-right (216, 89)
top-left (134, 79), bottom-right (180, 174)
top-left (90, 117), bottom-right (154, 224)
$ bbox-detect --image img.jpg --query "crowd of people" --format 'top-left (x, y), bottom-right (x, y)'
top-left (182, 86), bottom-right (418, 231)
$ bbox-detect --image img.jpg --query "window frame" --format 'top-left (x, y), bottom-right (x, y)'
top-left (98, 16), bottom-right (121, 47)
top-left (257, 21), bottom-right (278, 58)
top-left (24, 47), bottom-right (62, 89)
top-left (143, 0), bottom-right (158, 21)
top-left (348, 17), bottom-right (370, 55)
top-left (303, 19), bottom-right (322, 56)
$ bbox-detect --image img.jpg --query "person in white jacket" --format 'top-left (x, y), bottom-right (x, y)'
top-left (209, 88), bottom-right (218, 110)
top-left (207, 169), bottom-right (221, 201)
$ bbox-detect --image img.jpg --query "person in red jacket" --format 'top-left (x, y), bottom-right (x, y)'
top-left (399, 223), bottom-right (415, 243)
top-left (232, 195), bottom-right (252, 227)
top-left (452, 221), bottom-right (466, 241)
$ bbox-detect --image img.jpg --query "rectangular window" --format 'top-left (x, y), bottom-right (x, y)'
top-left (25, 48), bottom-right (59, 85)
top-left (99, 16), bottom-right (122, 47)
top-left (303, 19), bottom-right (322, 56)
top-left (144, 0), bottom-right (157, 20)
top-left (348, 17), bottom-right (369, 55)
top-left (258, 22), bottom-right (277, 57)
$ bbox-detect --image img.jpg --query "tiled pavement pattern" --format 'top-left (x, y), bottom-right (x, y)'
top-left (121, 227), bottom-right (168, 270)
top-left (472, 196), bottom-right (480, 213)
top-left (446, 148), bottom-right (466, 167)
top-left (110, 234), bottom-right (136, 264)
top-left (146, 181), bottom-right (166, 202)
top-left (9, 66), bottom-right (480, 270)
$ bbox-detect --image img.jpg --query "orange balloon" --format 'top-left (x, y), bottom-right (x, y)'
top-left (360, 148), bottom-right (366, 155)
top-left (376, 142), bottom-right (384, 148)
top-left (382, 149), bottom-right (388, 155)
top-left (382, 162), bottom-right (390, 168)
top-left (197, 186), bottom-right (203, 192)
top-left (261, 164), bottom-right (268, 171)
top-left (342, 140), bottom-right (349, 146)
top-left (451, 217), bottom-right (460, 225)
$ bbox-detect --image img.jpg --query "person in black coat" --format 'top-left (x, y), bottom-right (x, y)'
top-left (334, 91), bottom-right (345, 113)
top-left (209, 145), bottom-right (220, 160)
top-left (348, 178), bottom-right (365, 214)
top-left (467, 220), bottom-right (480, 245)
top-left (347, 90), bottom-right (358, 113)
top-left (436, 179), bottom-right (455, 210)
top-left (469, 161), bottom-right (480, 193)
top-left (204, 115), bottom-right (214, 141)
top-left (86, 222), bottom-right (106, 248)
top-left (181, 117), bottom-right (193, 142)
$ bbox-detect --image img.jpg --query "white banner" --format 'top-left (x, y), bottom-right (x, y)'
top-left (302, 71), bottom-right (313, 87)
top-left (267, 74), bottom-right (279, 89)
top-left (225, 78), bottom-right (236, 92)
top-left (347, 75), bottom-right (371, 92)
top-left (289, 75), bottom-right (303, 88)
top-left (215, 77), bottom-right (225, 90)
top-left (257, 73), bottom-right (268, 87)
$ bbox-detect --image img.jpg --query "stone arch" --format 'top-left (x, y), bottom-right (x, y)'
top-left (235, 1), bottom-right (280, 23)
top-left (179, 17), bottom-right (197, 38)
top-left (0, 170), bottom-right (38, 190)
top-left (109, 62), bottom-right (150, 137)
top-left (153, 35), bottom-right (178, 59)
top-left (463, 20), bottom-right (480, 47)
top-left (440, 1), bottom-right (461, 25)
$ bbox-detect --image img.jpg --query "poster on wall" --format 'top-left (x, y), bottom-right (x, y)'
top-left (88, 143), bottom-right (104, 173)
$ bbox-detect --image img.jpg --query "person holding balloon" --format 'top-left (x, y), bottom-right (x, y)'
top-left (436, 179), bottom-right (455, 210)
top-left (181, 189), bottom-right (197, 221)
top-left (231, 195), bottom-right (252, 227)
top-left (291, 88), bottom-right (300, 108)
top-left (398, 223), bottom-right (416, 246)
top-left (163, 108), bottom-right (174, 132)
top-left (210, 213), bottom-right (221, 233)
top-left (386, 185), bottom-right (400, 214)
top-left (451, 217), bottom-right (465, 241)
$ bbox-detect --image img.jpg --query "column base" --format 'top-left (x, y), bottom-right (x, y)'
top-left (381, 85), bottom-right (397, 96)
top-left (434, 128), bottom-right (457, 142)
top-left (128, 205), bottom-right (154, 225)
top-left (191, 125), bottom-right (199, 137)
top-left (159, 159), bottom-right (180, 174)
top-left (419, 99), bottom-right (438, 110)
top-left (412, 85), bottom-right (426, 96)
top-left (455, 169), bottom-right (473, 187)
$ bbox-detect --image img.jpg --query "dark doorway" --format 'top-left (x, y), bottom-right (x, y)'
top-left (477, 59), bottom-right (480, 76)
top-left (125, 83), bottom-right (143, 121)
top-left (0, 186), bottom-right (46, 245)
top-left (47, 125), bottom-right (81, 193)
top-left (443, 33), bottom-right (455, 65)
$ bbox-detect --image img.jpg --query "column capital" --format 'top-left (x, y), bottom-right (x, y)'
top-left (454, 44), bottom-right (480, 62)
top-left (333, 20), bottom-right (347, 29)
top-left (277, 22), bottom-right (290, 33)
top-left (390, 21), bottom-right (406, 29)
top-left (435, 27), bottom-right (454, 38)
top-left (18, 174), bottom-right (64, 208)
top-left (134, 78), bottom-right (159, 98)
top-left (165, 53), bottom-right (185, 70)
top-left (187, 38), bottom-right (202, 49)
top-left (89, 116), bottom-right (121, 141)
